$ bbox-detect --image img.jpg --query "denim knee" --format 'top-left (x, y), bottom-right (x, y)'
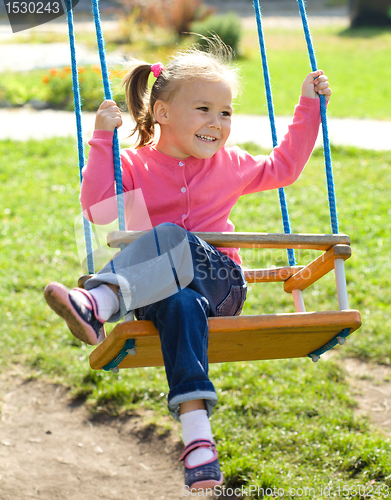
top-left (153, 222), bottom-right (189, 255)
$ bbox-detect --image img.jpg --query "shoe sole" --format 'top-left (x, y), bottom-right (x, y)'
top-left (186, 473), bottom-right (224, 491)
top-left (44, 282), bottom-right (101, 345)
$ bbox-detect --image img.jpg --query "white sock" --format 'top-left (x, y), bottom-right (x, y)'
top-left (180, 409), bottom-right (215, 467)
top-left (88, 285), bottom-right (120, 322)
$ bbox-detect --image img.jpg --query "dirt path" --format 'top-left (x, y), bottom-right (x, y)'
top-left (0, 371), bottom-right (184, 500)
top-left (1, 359), bottom-right (391, 500)
top-left (344, 358), bottom-right (391, 432)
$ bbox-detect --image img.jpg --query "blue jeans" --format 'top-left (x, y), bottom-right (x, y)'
top-left (85, 223), bottom-right (247, 420)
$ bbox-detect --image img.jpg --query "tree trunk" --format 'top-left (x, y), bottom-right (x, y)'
top-left (350, 0), bottom-right (391, 26)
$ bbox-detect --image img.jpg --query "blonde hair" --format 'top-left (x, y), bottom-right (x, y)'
top-left (122, 38), bottom-right (241, 149)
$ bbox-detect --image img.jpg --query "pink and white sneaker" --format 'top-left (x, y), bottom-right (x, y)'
top-left (44, 282), bottom-right (106, 345)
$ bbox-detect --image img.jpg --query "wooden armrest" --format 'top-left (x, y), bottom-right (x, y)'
top-left (244, 266), bottom-right (304, 283)
top-left (107, 231), bottom-right (350, 251)
top-left (284, 245), bottom-right (351, 293)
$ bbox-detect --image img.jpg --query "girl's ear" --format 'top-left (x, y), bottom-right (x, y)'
top-left (154, 100), bottom-right (169, 125)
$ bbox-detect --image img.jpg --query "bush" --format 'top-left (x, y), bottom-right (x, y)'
top-left (161, 0), bottom-right (214, 37)
top-left (0, 71), bottom-right (44, 107)
top-left (116, 0), bottom-right (214, 39)
top-left (192, 12), bottom-right (243, 56)
top-left (41, 66), bottom-right (124, 111)
top-left (0, 66), bottom-right (124, 111)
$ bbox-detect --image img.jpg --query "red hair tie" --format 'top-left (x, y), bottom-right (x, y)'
top-left (151, 62), bottom-right (164, 78)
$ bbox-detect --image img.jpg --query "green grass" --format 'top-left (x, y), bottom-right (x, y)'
top-left (235, 26), bottom-right (391, 119)
top-left (1, 138), bottom-right (391, 497)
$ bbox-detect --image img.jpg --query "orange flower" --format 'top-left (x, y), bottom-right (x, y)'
top-left (49, 68), bottom-right (58, 76)
top-left (92, 65), bottom-right (101, 74)
top-left (42, 75), bottom-right (50, 84)
top-left (63, 66), bottom-right (72, 73)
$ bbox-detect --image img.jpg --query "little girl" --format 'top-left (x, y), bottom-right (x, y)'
top-left (45, 43), bottom-right (331, 491)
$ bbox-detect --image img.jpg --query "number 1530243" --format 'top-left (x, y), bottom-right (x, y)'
top-left (5, 1), bottom-right (61, 14)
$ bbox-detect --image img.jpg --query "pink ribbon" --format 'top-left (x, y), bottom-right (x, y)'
top-left (151, 62), bottom-right (164, 78)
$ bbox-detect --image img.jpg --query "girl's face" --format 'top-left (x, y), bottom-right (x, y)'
top-left (154, 78), bottom-right (233, 160)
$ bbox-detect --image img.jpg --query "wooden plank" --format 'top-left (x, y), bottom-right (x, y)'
top-left (78, 275), bottom-right (92, 288)
top-left (284, 245), bottom-right (352, 293)
top-left (107, 231), bottom-right (351, 251)
top-left (89, 310), bottom-right (361, 369)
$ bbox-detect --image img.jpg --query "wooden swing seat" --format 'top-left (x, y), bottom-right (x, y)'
top-left (90, 310), bottom-right (361, 369)
top-left (88, 231), bottom-right (362, 370)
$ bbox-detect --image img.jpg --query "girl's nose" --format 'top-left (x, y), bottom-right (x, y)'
top-left (208, 114), bottom-right (221, 129)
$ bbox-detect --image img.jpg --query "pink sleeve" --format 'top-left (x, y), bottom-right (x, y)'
top-left (237, 96), bottom-right (322, 195)
top-left (80, 130), bottom-right (134, 225)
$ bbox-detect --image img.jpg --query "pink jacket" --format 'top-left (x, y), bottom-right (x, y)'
top-left (81, 96), bottom-right (322, 265)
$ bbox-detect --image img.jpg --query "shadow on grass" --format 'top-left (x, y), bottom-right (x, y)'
top-left (338, 26), bottom-right (391, 38)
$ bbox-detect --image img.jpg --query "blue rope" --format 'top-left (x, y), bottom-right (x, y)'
top-left (103, 338), bottom-right (136, 371)
top-left (308, 328), bottom-right (350, 361)
top-left (65, 0), bottom-right (95, 274)
top-left (296, 0), bottom-right (339, 234)
top-left (253, 0), bottom-right (296, 266)
top-left (91, 0), bottom-right (126, 232)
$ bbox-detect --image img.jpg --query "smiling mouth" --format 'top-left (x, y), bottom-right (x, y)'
top-left (196, 134), bottom-right (217, 142)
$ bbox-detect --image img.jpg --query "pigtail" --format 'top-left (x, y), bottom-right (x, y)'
top-left (122, 62), bottom-right (155, 149)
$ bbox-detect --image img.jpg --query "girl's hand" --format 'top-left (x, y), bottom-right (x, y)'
top-left (95, 100), bottom-right (123, 131)
top-left (301, 70), bottom-right (332, 102)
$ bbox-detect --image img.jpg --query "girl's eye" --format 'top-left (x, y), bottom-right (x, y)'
top-left (221, 111), bottom-right (232, 117)
top-left (198, 107), bottom-right (208, 112)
